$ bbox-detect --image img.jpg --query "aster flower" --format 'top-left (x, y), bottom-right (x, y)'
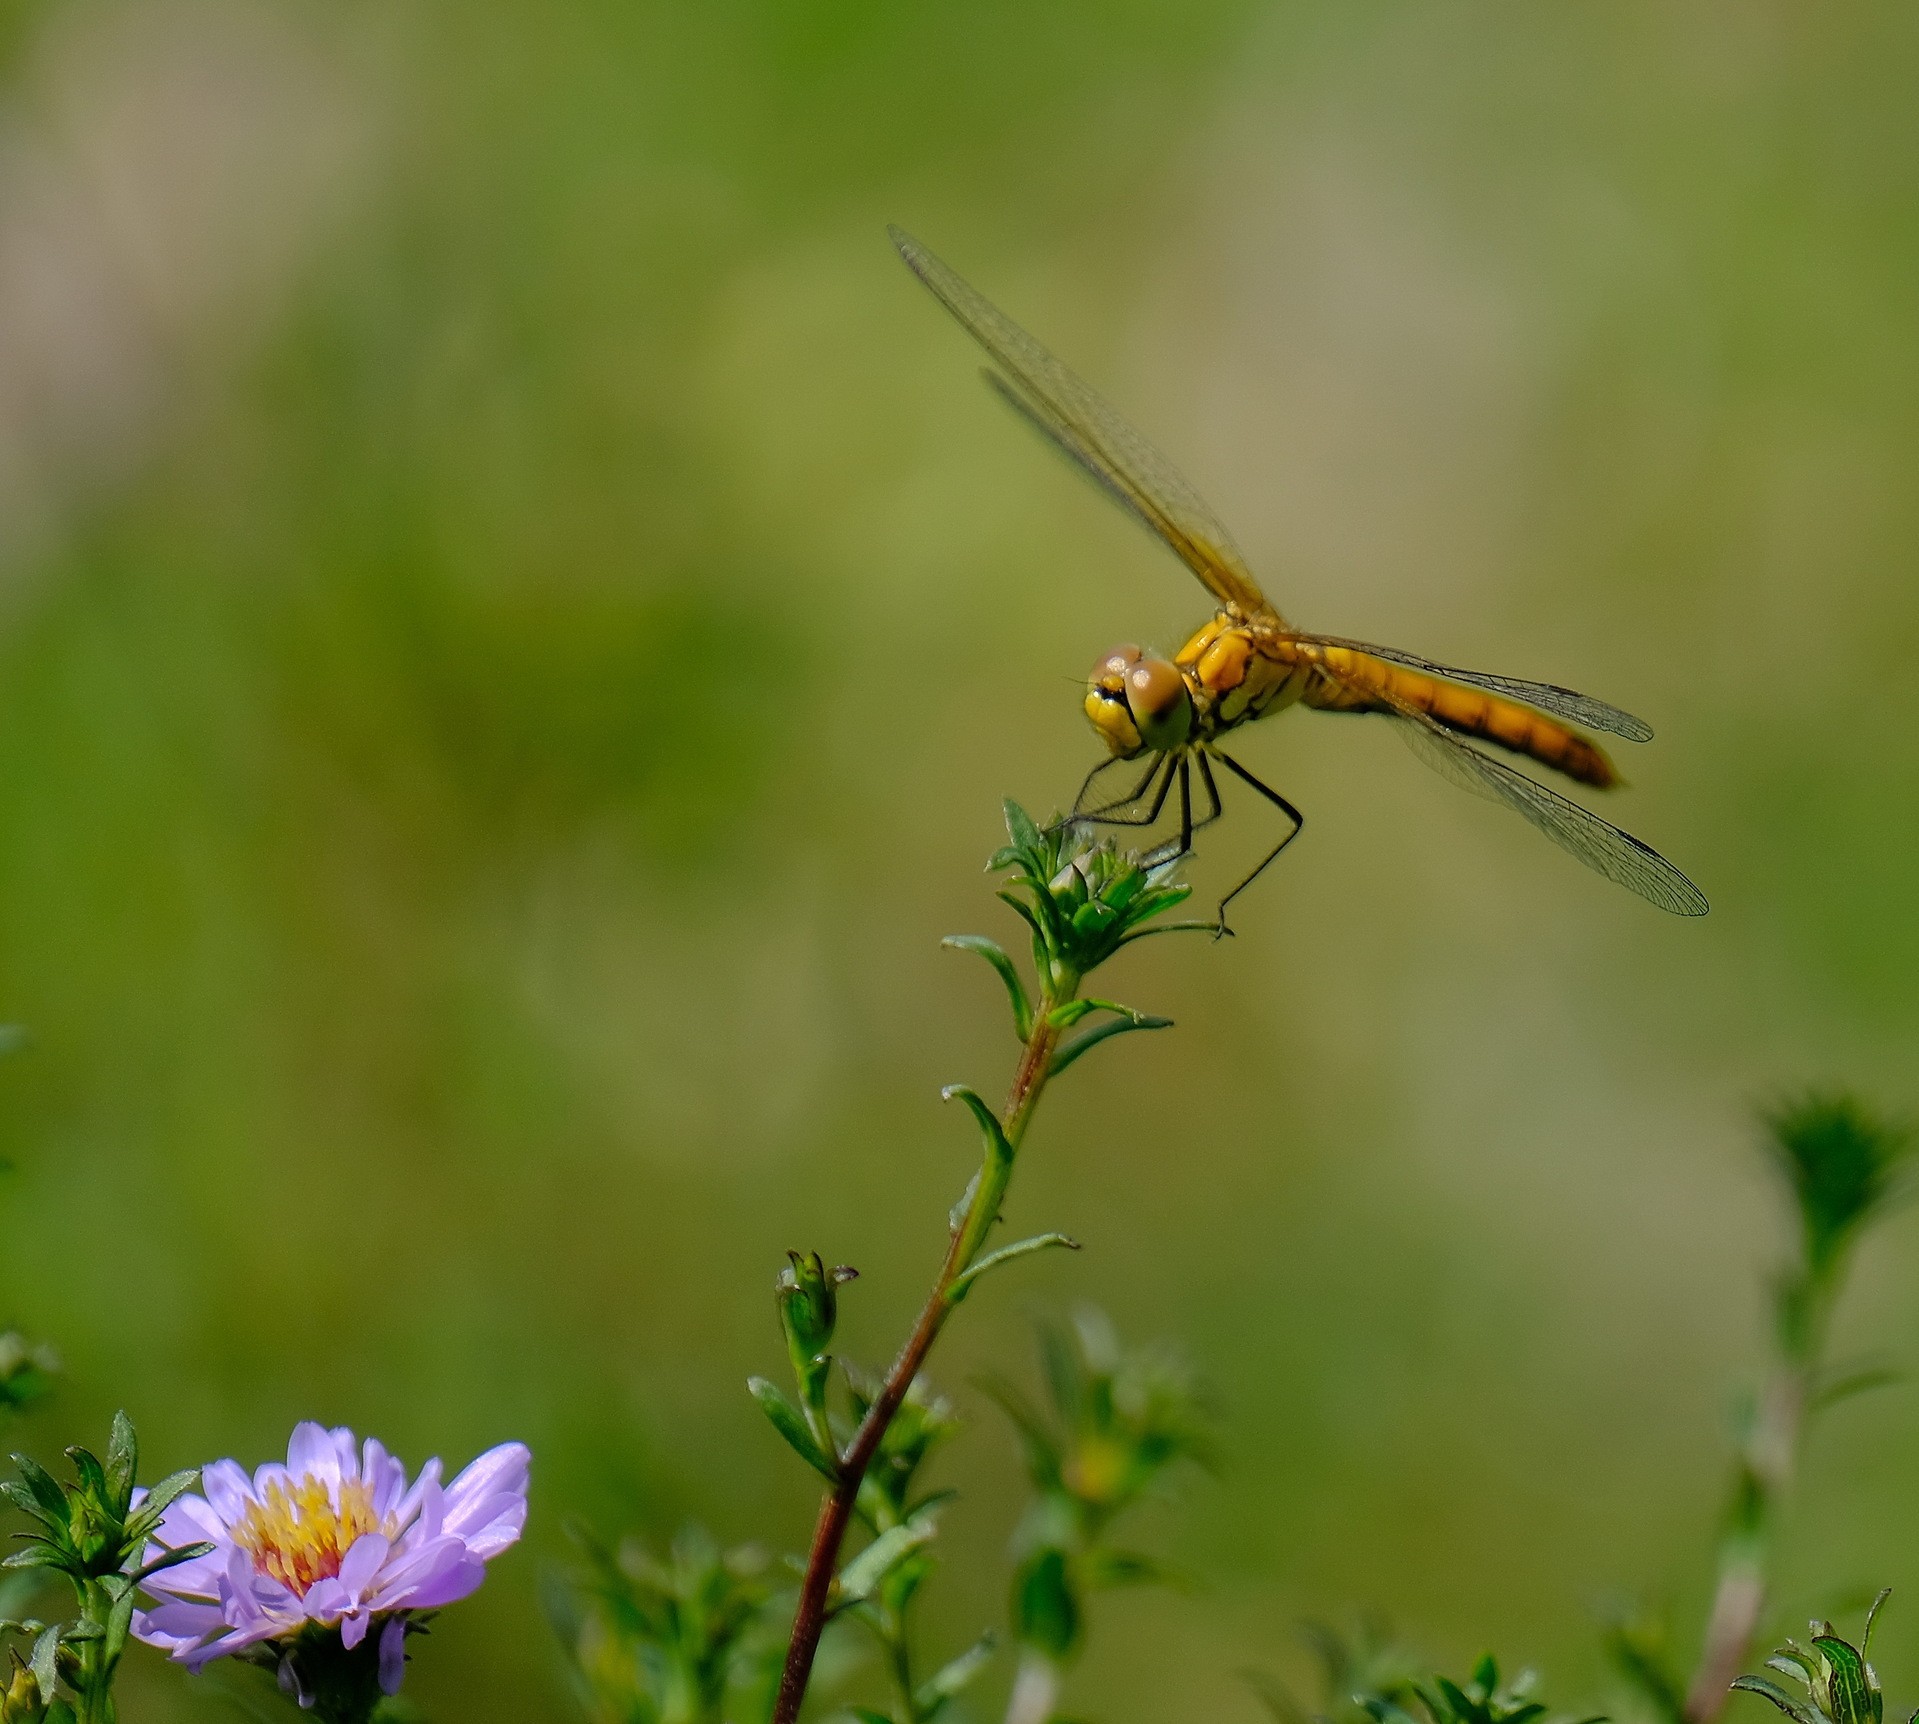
top-left (132, 1422), bottom-right (528, 1718)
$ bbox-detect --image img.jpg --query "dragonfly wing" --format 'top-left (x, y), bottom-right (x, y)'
top-left (892, 226), bottom-right (1278, 623)
top-left (1386, 711), bottom-right (1707, 915)
top-left (1293, 633), bottom-right (1654, 742)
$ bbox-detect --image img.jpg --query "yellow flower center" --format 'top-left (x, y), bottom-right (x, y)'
top-left (232, 1474), bottom-right (386, 1596)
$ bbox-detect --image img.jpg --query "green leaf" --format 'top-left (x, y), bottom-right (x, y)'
top-left (64, 1446), bottom-right (108, 1508)
top-left (1002, 800), bottom-right (1044, 858)
top-left (746, 1378), bottom-right (838, 1482)
top-left (917, 1633), bottom-right (997, 1716)
top-left (1048, 1011), bottom-right (1173, 1078)
top-left (103, 1578), bottom-right (137, 1664)
top-left (1011, 1547), bottom-right (1079, 1659)
top-left (836, 1516), bottom-right (939, 1606)
top-left (1864, 1590), bottom-right (1893, 1656)
top-left (974, 1374), bottom-right (1062, 1491)
top-left (1810, 1635), bottom-right (1880, 1724)
top-left (942, 936), bottom-right (1034, 1040)
top-left (10, 1456), bottom-right (69, 1528)
top-left (942, 1086), bottom-right (1014, 1172)
top-left (2, 1548), bottom-right (71, 1573)
top-left (30, 1621), bottom-right (58, 1702)
top-left (1732, 1676), bottom-right (1825, 1724)
top-left (125, 1470), bottom-right (203, 1544)
top-left (105, 1412), bottom-right (138, 1515)
top-left (947, 1235), bottom-right (1080, 1304)
top-left (850, 1709), bottom-right (895, 1724)
top-left (133, 1540), bottom-right (216, 1584)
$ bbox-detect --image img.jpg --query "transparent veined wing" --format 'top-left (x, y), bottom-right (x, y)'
top-left (891, 226), bottom-right (1277, 624)
top-left (1290, 633), bottom-right (1654, 742)
top-left (1384, 709), bottom-right (1707, 915)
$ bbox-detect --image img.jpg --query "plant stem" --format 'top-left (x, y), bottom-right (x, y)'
top-left (771, 1002), bottom-right (1067, 1724)
top-left (1683, 1284), bottom-right (1826, 1724)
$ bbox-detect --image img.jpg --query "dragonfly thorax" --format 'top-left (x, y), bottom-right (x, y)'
top-left (1083, 643), bottom-right (1194, 759)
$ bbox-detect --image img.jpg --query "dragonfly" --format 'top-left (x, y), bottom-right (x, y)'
top-left (891, 226), bottom-right (1708, 926)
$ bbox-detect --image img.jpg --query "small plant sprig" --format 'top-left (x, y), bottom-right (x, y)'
top-left (1361, 1657), bottom-right (1606, 1724)
top-left (0, 1412), bottom-right (209, 1724)
top-left (987, 1309), bottom-right (1210, 1724)
top-left (1620, 1095), bottom-right (1914, 1724)
top-left (756, 802), bottom-right (1208, 1724)
top-left (556, 1525), bottom-right (784, 1724)
top-left (1732, 1596), bottom-right (1890, 1724)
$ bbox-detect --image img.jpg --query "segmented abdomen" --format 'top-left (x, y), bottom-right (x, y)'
top-left (1300, 645), bottom-right (1619, 789)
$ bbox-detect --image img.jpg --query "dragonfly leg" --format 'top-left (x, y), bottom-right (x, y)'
top-left (1211, 750), bottom-right (1305, 935)
top-left (1193, 752), bottom-right (1224, 836)
top-left (1068, 753), bottom-right (1166, 824)
top-left (1069, 752), bottom-right (1176, 830)
top-left (1140, 755), bottom-right (1197, 869)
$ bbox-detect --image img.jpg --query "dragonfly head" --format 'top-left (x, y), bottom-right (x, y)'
top-left (1084, 644), bottom-right (1193, 758)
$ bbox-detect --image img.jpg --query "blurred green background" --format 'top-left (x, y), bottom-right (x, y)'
top-left (1, 0), bottom-right (1917, 1717)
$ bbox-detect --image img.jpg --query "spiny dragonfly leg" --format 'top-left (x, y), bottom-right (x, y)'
top-left (1194, 752), bottom-right (1224, 836)
top-left (1140, 754), bottom-right (1197, 870)
top-left (1068, 752), bottom-right (1176, 831)
top-left (1068, 753), bottom-right (1166, 826)
top-left (1211, 750), bottom-right (1305, 936)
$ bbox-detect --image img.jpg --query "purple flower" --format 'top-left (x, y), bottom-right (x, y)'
top-left (132, 1422), bottom-right (528, 1694)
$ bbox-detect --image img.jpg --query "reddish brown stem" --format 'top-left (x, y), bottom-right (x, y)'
top-left (771, 1017), bottom-right (1061, 1724)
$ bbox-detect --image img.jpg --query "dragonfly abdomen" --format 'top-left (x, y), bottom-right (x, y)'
top-left (1304, 645), bottom-right (1619, 789)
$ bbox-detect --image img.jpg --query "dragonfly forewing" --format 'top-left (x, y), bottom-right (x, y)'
top-left (891, 226), bottom-right (1277, 624)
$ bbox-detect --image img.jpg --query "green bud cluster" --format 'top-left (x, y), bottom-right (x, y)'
top-left (0, 1413), bottom-right (210, 1724)
top-left (1735, 1599), bottom-right (1890, 1724)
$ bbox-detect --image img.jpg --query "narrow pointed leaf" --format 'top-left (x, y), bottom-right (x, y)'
top-left (746, 1378), bottom-right (838, 1482)
top-left (942, 1086), bottom-right (1014, 1171)
top-left (943, 936), bottom-right (1034, 1040)
top-left (133, 1539), bottom-right (217, 1584)
top-left (947, 1234), bottom-right (1080, 1303)
top-left (1048, 1012), bottom-right (1172, 1077)
top-left (836, 1516), bottom-right (939, 1606)
top-left (1732, 1676), bottom-right (1825, 1724)
top-left (106, 1411), bottom-right (138, 1514)
top-left (30, 1621), bottom-right (58, 1701)
top-left (10, 1456), bottom-right (68, 1527)
top-left (917, 1633), bottom-right (997, 1714)
top-left (1002, 800), bottom-right (1044, 855)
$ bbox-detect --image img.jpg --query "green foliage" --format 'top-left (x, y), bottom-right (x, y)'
top-left (1247, 1618), bottom-right (1426, 1724)
top-left (1732, 1598), bottom-right (1893, 1724)
top-left (0, 1413), bottom-right (209, 1723)
top-left (1361, 1656), bottom-right (1604, 1724)
top-left (986, 1308), bottom-right (1209, 1667)
top-left (555, 1527), bottom-right (783, 1724)
top-left (835, 1373), bottom-right (994, 1724)
top-left (975, 801), bottom-right (1204, 1013)
top-left (1766, 1095), bottom-right (1911, 1347)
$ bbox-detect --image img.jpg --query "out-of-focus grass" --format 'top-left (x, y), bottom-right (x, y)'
top-left (1, 1), bottom-right (1918, 1719)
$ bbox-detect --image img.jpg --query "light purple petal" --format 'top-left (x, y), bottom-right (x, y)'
top-left (440, 1443), bottom-right (530, 1558)
top-left (286, 1423), bottom-right (346, 1487)
top-left (340, 1609), bottom-right (370, 1651)
top-left (367, 1535), bottom-right (483, 1611)
top-left (442, 1444), bottom-right (528, 1527)
top-left (131, 1597), bottom-right (227, 1655)
top-left (391, 1455), bottom-right (443, 1531)
top-left (362, 1438), bottom-right (410, 1520)
top-left (200, 1461), bottom-right (255, 1528)
top-left (183, 1617), bottom-right (283, 1672)
top-left (395, 1551), bottom-right (485, 1610)
top-left (339, 1532), bottom-right (390, 1594)
top-left (379, 1619), bottom-right (407, 1695)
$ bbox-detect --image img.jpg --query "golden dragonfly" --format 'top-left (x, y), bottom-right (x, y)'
top-left (892, 227), bottom-right (1708, 926)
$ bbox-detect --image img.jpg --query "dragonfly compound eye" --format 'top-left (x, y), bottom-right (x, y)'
top-left (1084, 644), bottom-right (1148, 757)
top-left (1125, 657), bottom-right (1193, 753)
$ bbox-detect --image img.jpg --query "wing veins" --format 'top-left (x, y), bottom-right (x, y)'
top-left (1290, 632), bottom-right (1653, 742)
top-left (1339, 675), bottom-right (1706, 915)
top-left (893, 226), bottom-right (1275, 622)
